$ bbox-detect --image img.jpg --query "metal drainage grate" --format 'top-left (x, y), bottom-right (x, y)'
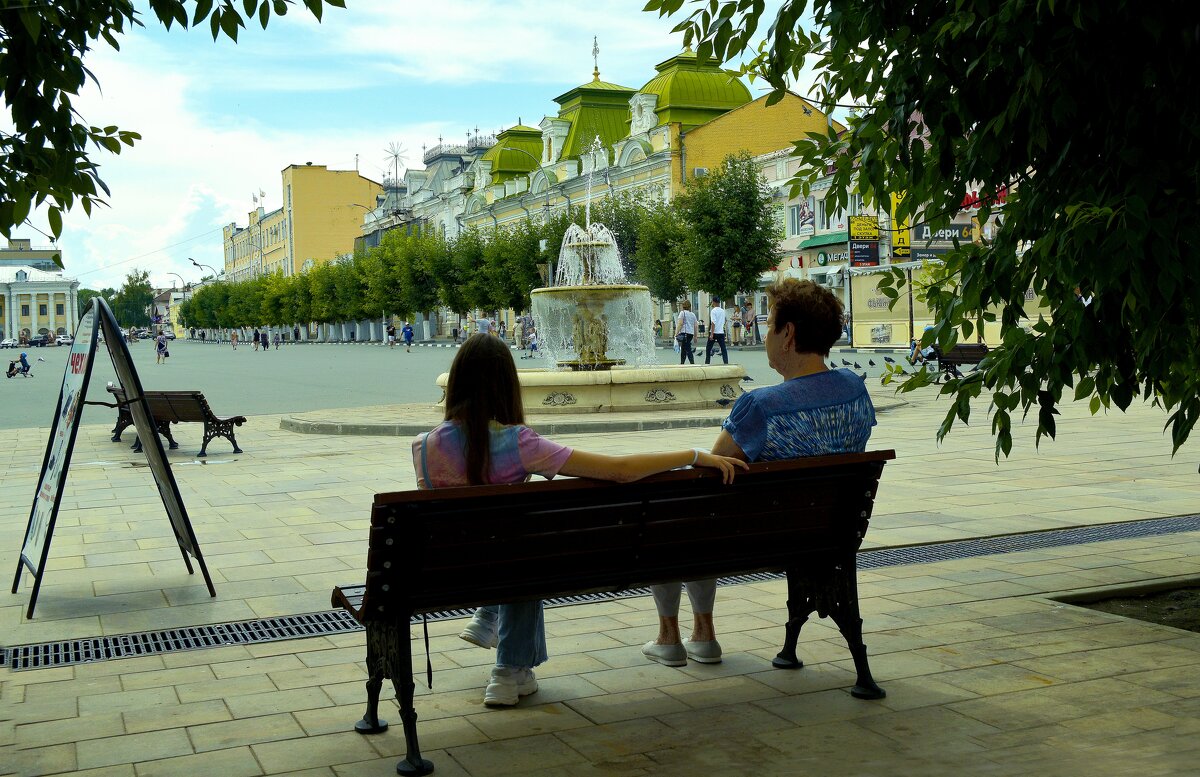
top-left (5, 513), bottom-right (1198, 671)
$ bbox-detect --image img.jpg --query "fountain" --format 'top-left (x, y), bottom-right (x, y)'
top-left (438, 137), bottom-right (746, 413)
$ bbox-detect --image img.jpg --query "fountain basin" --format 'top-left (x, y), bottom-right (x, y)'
top-left (531, 284), bottom-right (655, 370)
top-left (436, 363), bottom-right (747, 414)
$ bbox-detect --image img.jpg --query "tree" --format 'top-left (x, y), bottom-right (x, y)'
top-left (674, 151), bottom-right (779, 301)
top-left (588, 190), bottom-right (651, 279)
top-left (394, 229), bottom-right (442, 320)
top-left (77, 287), bottom-right (115, 312)
top-left (109, 269), bottom-right (152, 326)
top-left (633, 199), bottom-right (689, 303)
top-left (648, 1), bottom-right (1200, 456)
top-left (0, 1), bottom-right (345, 246)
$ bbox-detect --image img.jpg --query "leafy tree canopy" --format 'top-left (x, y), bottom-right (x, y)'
top-left (675, 151), bottom-right (780, 301)
top-left (109, 269), bottom-right (152, 327)
top-left (0, 0), bottom-right (345, 250)
top-left (647, 0), bottom-right (1200, 456)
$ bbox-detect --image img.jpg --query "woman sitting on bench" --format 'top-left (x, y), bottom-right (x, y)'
top-left (641, 278), bottom-right (878, 669)
top-left (412, 334), bottom-right (745, 708)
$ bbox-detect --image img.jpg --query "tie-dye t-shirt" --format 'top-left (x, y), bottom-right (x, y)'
top-left (412, 420), bottom-right (573, 489)
top-left (721, 369), bottom-right (875, 461)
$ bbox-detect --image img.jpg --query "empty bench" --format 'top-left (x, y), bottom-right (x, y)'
top-left (108, 385), bottom-right (246, 457)
top-left (332, 450), bottom-right (895, 776)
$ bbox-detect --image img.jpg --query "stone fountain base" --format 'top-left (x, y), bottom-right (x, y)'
top-left (436, 363), bottom-right (747, 414)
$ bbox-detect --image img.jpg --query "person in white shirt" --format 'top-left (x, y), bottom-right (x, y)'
top-left (705, 298), bottom-right (729, 364)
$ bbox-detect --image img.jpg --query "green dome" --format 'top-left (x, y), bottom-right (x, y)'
top-left (639, 49), bottom-right (751, 128)
top-left (478, 125), bottom-right (543, 183)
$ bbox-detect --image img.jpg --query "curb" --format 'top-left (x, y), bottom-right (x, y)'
top-left (279, 413), bottom-right (733, 437)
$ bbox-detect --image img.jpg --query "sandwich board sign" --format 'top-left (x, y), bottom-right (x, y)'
top-left (11, 297), bottom-right (215, 618)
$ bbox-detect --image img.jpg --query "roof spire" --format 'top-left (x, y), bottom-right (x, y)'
top-left (592, 35), bottom-right (600, 81)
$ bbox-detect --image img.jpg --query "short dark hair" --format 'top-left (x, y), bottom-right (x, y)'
top-left (766, 278), bottom-right (844, 357)
top-left (444, 334), bottom-right (525, 484)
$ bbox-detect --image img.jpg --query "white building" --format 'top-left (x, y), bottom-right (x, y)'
top-left (1, 266), bottom-right (81, 343)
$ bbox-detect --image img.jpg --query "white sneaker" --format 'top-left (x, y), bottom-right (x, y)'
top-left (459, 612), bottom-right (498, 649)
top-left (483, 666), bottom-right (538, 707)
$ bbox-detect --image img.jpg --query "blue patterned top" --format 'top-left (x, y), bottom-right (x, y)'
top-left (722, 369), bottom-right (875, 461)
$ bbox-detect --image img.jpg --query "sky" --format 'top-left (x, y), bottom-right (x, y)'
top-left (14, 0), bottom-right (811, 292)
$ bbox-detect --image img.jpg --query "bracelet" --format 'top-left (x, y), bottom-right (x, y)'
top-left (691, 448), bottom-right (701, 466)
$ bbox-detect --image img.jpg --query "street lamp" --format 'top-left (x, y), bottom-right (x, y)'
top-left (189, 257), bottom-right (221, 280)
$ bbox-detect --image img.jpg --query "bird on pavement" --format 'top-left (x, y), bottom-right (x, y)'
top-left (841, 359), bottom-right (851, 366)
top-left (741, 376), bottom-right (754, 382)
top-left (883, 356), bottom-right (895, 364)
top-left (868, 360), bottom-right (876, 367)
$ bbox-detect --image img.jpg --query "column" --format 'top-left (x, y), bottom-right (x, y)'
top-left (31, 292), bottom-right (40, 339)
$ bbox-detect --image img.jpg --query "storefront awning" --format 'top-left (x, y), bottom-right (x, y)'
top-left (798, 231), bottom-right (848, 249)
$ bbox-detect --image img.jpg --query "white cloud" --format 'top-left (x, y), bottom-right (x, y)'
top-left (12, 0), bottom-right (820, 292)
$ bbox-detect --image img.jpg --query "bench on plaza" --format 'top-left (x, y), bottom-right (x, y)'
top-left (107, 385), bottom-right (246, 457)
top-left (331, 450), bottom-right (895, 776)
top-left (934, 343), bottom-right (989, 381)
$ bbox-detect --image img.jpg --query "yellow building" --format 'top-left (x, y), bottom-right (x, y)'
top-left (224, 164), bottom-right (383, 280)
top-left (1, 266), bottom-right (80, 343)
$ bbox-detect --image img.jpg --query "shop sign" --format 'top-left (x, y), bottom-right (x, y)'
top-left (913, 246), bottom-right (949, 261)
top-left (890, 192), bottom-right (911, 259)
top-left (850, 240), bottom-right (880, 267)
top-left (916, 222), bottom-right (973, 244)
top-left (849, 215), bottom-right (880, 241)
top-left (816, 249), bottom-right (849, 266)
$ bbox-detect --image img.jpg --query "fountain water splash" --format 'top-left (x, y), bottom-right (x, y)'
top-left (532, 137), bottom-right (654, 370)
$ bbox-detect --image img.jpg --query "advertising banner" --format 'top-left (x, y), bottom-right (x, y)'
top-left (890, 193), bottom-right (911, 259)
top-left (12, 297), bottom-right (214, 618)
top-left (849, 215), bottom-right (880, 241)
top-left (850, 240), bottom-right (880, 267)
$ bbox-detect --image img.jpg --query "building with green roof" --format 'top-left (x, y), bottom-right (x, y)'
top-left (637, 48), bottom-right (752, 130)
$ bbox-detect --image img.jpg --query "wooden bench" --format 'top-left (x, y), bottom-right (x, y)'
top-left (934, 343), bottom-right (989, 381)
top-left (332, 450), bottom-right (895, 776)
top-left (108, 385), bottom-right (246, 457)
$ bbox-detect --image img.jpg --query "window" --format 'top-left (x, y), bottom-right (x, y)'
top-left (788, 205), bottom-right (802, 236)
top-left (56, 303), bottom-right (64, 315)
top-left (849, 193), bottom-right (865, 216)
top-left (39, 304), bottom-right (47, 316)
top-left (818, 197), bottom-right (845, 230)
top-left (21, 304), bottom-right (29, 316)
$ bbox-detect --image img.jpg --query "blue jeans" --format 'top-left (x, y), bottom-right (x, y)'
top-left (473, 602), bottom-right (548, 668)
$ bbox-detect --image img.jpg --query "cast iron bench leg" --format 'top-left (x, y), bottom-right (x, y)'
top-left (396, 615), bottom-right (433, 776)
top-left (200, 420), bottom-right (242, 458)
top-left (773, 566), bottom-right (813, 669)
top-left (827, 564), bottom-right (886, 700)
top-left (355, 624), bottom-right (388, 734)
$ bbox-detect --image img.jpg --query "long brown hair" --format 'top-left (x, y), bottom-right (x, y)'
top-left (444, 333), bottom-right (526, 484)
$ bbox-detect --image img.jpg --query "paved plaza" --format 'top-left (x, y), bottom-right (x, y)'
top-left (3, 358), bottom-right (1200, 776)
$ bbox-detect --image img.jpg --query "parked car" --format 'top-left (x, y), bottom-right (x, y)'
top-left (28, 334), bottom-right (51, 347)
top-left (0, 337), bottom-right (16, 349)
top-left (55, 334), bottom-right (74, 346)
top-left (163, 331), bottom-right (176, 340)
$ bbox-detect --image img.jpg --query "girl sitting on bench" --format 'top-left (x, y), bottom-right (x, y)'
top-left (411, 334), bottom-right (745, 708)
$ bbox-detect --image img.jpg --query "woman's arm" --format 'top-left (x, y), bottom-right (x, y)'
top-left (559, 449), bottom-right (747, 484)
top-left (710, 429), bottom-right (749, 461)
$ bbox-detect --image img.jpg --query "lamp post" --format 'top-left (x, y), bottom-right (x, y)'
top-left (189, 258), bottom-right (223, 342)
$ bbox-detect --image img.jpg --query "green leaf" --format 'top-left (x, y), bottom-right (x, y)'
top-left (47, 207), bottom-right (63, 238)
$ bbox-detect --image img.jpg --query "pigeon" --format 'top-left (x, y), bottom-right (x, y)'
top-left (715, 398), bottom-right (732, 406)
top-left (854, 362), bottom-right (862, 369)
top-left (841, 359), bottom-right (851, 366)
top-left (883, 356), bottom-right (895, 364)
top-left (859, 372), bottom-right (867, 381)
top-left (741, 376), bottom-right (754, 382)
top-left (868, 360), bottom-right (876, 367)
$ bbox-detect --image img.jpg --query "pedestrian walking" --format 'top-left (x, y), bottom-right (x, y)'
top-left (704, 298), bottom-right (729, 365)
top-left (387, 323), bottom-right (397, 349)
top-left (293, 325), bottom-right (301, 344)
top-left (231, 330), bottom-right (238, 350)
top-left (155, 332), bottom-right (168, 364)
top-left (252, 328), bottom-right (260, 351)
top-left (675, 301), bottom-right (697, 365)
top-left (402, 321), bottom-right (415, 352)
top-left (272, 332), bottom-right (281, 350)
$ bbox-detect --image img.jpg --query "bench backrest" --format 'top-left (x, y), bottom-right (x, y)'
top-left (108, 386), bottom-right (209, 423)
top-left (362, 450), bottom-right (895, 620)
